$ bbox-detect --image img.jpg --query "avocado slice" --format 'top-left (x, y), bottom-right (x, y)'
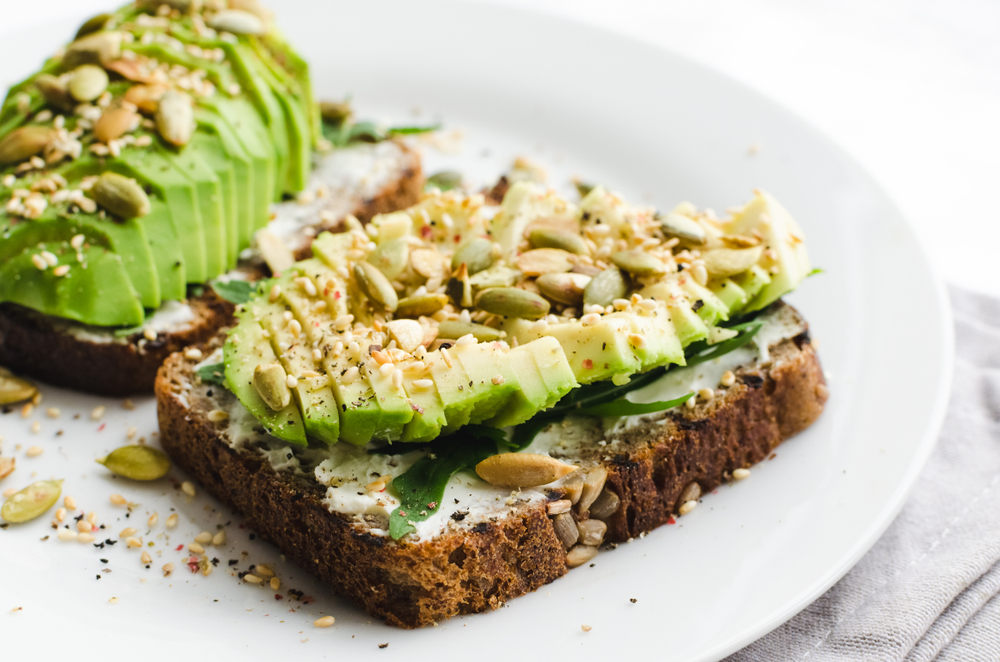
top-left (195, 107), bottom-right (255, 254)
top-left (487, 336), bottom-right (577, 428)
top-left (710, 278), bottom-right (749, 314)
top-left (223, 311), bottom-right (306, 445)
top-left (428, 346), bottom-right (482, 434)
top-left (451, 341), bottom-right (517, 424)
top-left (356, 333), bottom-right (414, 441)
top-left (732, 265), bottom-right (772, 310)
top-left (399, 370), bottom-right (448, 443)
top-left (0, 242), bottom-right (143, 327)
top-left (679, 278), bottom-right (730, 326)
top-left (189, 129), bottom-right (239, 268)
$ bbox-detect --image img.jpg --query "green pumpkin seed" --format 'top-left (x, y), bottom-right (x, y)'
top-left (0, 126), bottom-right (54, 166)
top-left (451, 238), bottom-right (496, 275)
top-left (536, 273), bottom-right (592, 306)
top-left (68, 64), bottom-right (108, 103)
top-left (253, 362), bottom-right (291, 410)
top-left (528, 227), bottom-right (590, 256)
top-left (0, 368), bottom-right (37, 405)
top-left (611, 250), bottom-right (667, 277)
top-left (395, 293), bottom-right (448, 318)
top-left (355, 261), bottom-right (398, 311)
top-left (437, 320), bottom-right (504, 342)
top-left (156, 90), bottom-right (194, 148)
top-left (700, 246), bottom-right (764, 278)
top-left (659, 212), bottom-right (706, 244)
top-left (574, 180), bottom-right (596, 198)
top-left (425, 170), bottom-right (462, 192)
top-left (1, 480), bottom-right (62, 523)
top-left (96, 446), bottom-right (171, 481)
top-left (63, 31), bottom-right (122, 68)
top-left (446, 263), bottom-right (473, 308)
top-left (35, 74), bottom-right (75, 112)
top-left (75, 13), bottom-right (112, 40)
top-left (469, 265), bottom-right (522, 290)
top-left (369, 238), bottom-right (409, 280)
top-left (91, 172), bottom-right (150, 218)
top-left (139, 0), bottom-right (199, 12)
top-left (476, 287), bottom-right (550, 320)
top-left (319, 100), bottom-right (352, 126)
top-left (584, 267), bottom-right (628, 307)
top-left (208, 9), bottom-right (265, 35)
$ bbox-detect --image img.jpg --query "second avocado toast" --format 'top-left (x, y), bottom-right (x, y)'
top-left (0, 1), bottom-right (423, 394)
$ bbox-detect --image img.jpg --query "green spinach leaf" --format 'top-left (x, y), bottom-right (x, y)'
top-left (575, 392), bottom-right (693, 417)
top-left (196, 362), bottom-right (226, 386)
top-left (211, 279), bottom-right (256, 305)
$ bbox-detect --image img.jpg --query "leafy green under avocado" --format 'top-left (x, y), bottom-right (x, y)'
top-left (211, 279), bottom-right (256, 305)
top-left (388, 428), bottom-right (501, 539)
top-left (197, 362), bottom-right (227, 386)
top-left (321, 116), bottom-right (440, 148)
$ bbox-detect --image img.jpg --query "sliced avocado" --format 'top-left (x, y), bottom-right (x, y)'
top-left (259, 31), bottom-right (319, 146)
top-left (451, 341), bottom-right (517, 424)
top-left (428, 347), bottom-right (479, 434)
top-left (641, 282), bottom-right (710, 347)
top-left (195, 107), bottom-right (254, 254)
top-left (356, 333), bottom-right (413, 441)
top-left (614, 309), bottom-right (684, 373)
top-left (0, 242), bottom-right (143, 327)
top-left (399, 370), bottom-right (448, 443)
top-left (487, 336), bottom-right (577, 428)
top-left (76, 213), bottom-right (160, 310)
top-left (679, 278), bottom-right (730, 325)
top-left (223, 311), bottom-right (306, 445)
top-left (710, 278), bottom-right (749, 314)
top-left (732, 265), bottom-right (772, 310)
top-left (189, 129), bottom-right (239, 267)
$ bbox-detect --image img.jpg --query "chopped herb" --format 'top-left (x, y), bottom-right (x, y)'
top-left (211, 279), bottom-right (256, 305)
top-left (196, 362), bottom-right (227, 387)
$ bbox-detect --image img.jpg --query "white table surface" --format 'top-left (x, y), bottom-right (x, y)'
top-left (5, 0), bottom-right (997, 297)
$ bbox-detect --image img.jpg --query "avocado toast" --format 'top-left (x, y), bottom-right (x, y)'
top-left (0, 2), bottom-right (423, 395)
top-left (155, 182), bottom-right (826, 626)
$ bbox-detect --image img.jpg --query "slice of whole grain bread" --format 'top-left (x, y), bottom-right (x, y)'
top-left (0, 141), bottom-right (422, 396)
top-left (155, 302), bottom-right (827, 628)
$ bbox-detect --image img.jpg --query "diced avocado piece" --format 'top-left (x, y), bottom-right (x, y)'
top-left (160, 142), bottom-right (228, 278)
top-left (641, 282), bottom-right (709, 346)
top-left (110, 145), bottom-right (207, 283)
top-left (75, 213), bottom-right (160, 310)
top-left (732, 265), bottom-right (772, 308)
top-left (190, 125), bottom-right (240, 267)
top-left (428, 347), bottom-right (479, 433)
top-left (0, 242), bottom-right (143, 327)
top-left (195, 107), bottom-right (255, 253)
top-left (679, 278), bottom-right (730, 325)
top-left (487, 336), bottom-right (577, 427)
top-left (727, 191), bottom-right (810, 312)
top-left (224, 312), bottom-right (306, 445)
top-left (451, 341), bottom-right (517, 424)
top-left (311, 231), bottom-right (374, 327)
top-left (710, 278), bottom-right (749, 314)
top-left (399, 370), bottom-right (448, 443)
top-left (489, 182), bottom-right (577, 261)
top-left (257, 298), bottom-right (339, 445)
top-left (355, 334), bottom-right (413, 441)
top-left (612, 309), bottom-right (684, 372)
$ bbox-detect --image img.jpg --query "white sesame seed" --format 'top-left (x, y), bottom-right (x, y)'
top-left (391, 369), bottom-right (403, 389)
top-left (31, 254), bottom-right (47, 270)
top-left (126, 537), bottom-right (142, 548)
top-left (90, 405), bottom-right (105, 421)
top-left (64, 496), bottom-right (77, 510)
top-left (678, 500), bottom-right (698, 516)
top-left (212, 530), bottom-right (226, 546)
top-left (440, 347), bottom-right (453, 368)
top-left (580, 313), bottom-right (601, 327)
top-left (181, 481), bottom-right (196, 497)
top-left (270, 577), bottom-right (281, 590)
top-left (194, 531), bottom-right (213, 544)
top-left (55, 508), bottom-right (66, 522)
top-left (456, 334), bottom-right (476, 346)
top-left (53, 265), bottom-right (70, 277)
top-left (28, 422), bottom-right (40, 434)
top-left (24, 444), bottom-right (43, 458)
top-left (269, 284), bottom-right (281, 302)
top-left (126, 426), bottom-right (137, 440)
top-left (41, 251), bottom-right (58, 267)
top-left (379, 362), bottom-right (395, 377)
top-left (184, 348), bottom-right (203, 360)
top-left (2, 488), bottom-right (16, 498)
top-left (720, 370), bottom-right (736, 387)
top-left (141, 551), bottom-right (152, 564)
top-left (244, 573), bottom-right (263, 584)
top-left (287, 319), bottom-right (302, 337)
top-left (119, 527), bottom-right (138, 538)
top-left (295, 277), bottom-right (317, 297)
top-left (733, 468), bottom-right (751, 481)
top-left (146, 512), bottom-right (158, 528)
top-left (637, 299), bottom-right (658, 312)
top-left (491, 374), bottom-right (505, 385)
top-left (342, 366), bottom-right (359, 384)
top-left (87, 511), bottom-right (97, 525)
top-left (166, 513), bottom-right (179, 528)
top-left (285, 375), bottom-right (298, 389)
top-left (698, 388), bottom-right (715, 401)
top-left (109, 493), bottom-right (127, 506)
top-left (313, 348), bottom-right (323, 362)
top-left (691, 264), bottom-right (708, 286)
top-left (628, 333), bottom-right (647, 349)
top-left (162, 563), bottom-right (174, 577)
top-left (77, 520), bottom-right (93, 533)
top-left (684, 396), bottom-right (697, 410)
top-left (412, 379), bottom-right (433, 389)
top-left (314, 616), bottom-right (335, 628)
top-left (143, 327), bottom-right (157, 341)
top-left (207, 409), bottom-right (229, 423)
top-left (189, 542), bottom-right (205, 554)
top-left (57, 529), bottom-right (78, 541)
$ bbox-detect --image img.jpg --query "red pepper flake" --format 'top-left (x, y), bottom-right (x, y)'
top-left (302, 596), bottom-right (315, 604)
top-left (410, 403), bottom-right (424, 414)
top-left (274, 594), bottom-right (283, 600)
top-left (420, 225), bottom-right (432, 239)
top-left (334, 290), bottom-right (342, 299)
top-left (398, 511), bottom-right (407, 517)
top-left (97, 423), bottom-right (105, 432)
top-left (582, 359), bottom-right (593, 370)
top-left (666, 516), bottom-right (676, 525)
top-left (453, 234), bottom-right (462, 244)
top-left (175, 544), bottom-right (184, 551)
top-left (427, 502), bottom-right (437, 510)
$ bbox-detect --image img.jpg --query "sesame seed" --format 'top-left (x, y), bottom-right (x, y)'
top-left (194, 531), bottom-right (213, 544)
top-left (181, 481), bottom-right (196, 497)
top-left (55, 508), bottom-right (66, 522)
top-left (207, 409), bottom-right (229, 423)
top-left (391, 369), bottom-right (403, 390)
top-left (268, 284), bottom-right (282, 302)
top-left (143, 327), bottom-right (157, 341)
top-left (491, 374), bottom-right (505, 385)
top-left (2, 488), bottom-right (16, 498)
top-left (64, 496), bottom-right (77, 510)
top-left (456, 334), bottom-right (476, 346)
top-left (295, 277), bottom-right (317, 297)
top-left (285, 375), bottom-right (298, 389)
top-left (441, 347), bottom-right (453, 368)
top-left (342, 366), bottom-right (359, 384)
top-left (580, 313), bottom-right (601, 327)
top-left (637, 300), bottom-right (658, 312)
top-left (119, 527), bottom-right (137, 538)
top-left (287, 319), bottom-right (302, 337)
top-left (720, 370), bottom-right (736, 387)
top-left (628, 333), bottom-right (647, 349)
top-left (70, 234), bottom-right (85, 249)
top-left (212, 530), bottom-right (226, 546)
top-left (29, 422), bottom-right (40, 434)
top-left (698, 388), bottom-right (714, 401)
top-left (78, 533), bottom-right (96, 543)
top-left (31, 254), bottom-right (47, 270)
top-left (41, 251), bottom-right (58, 267)
top-left (733, 468), bottom-right (751, 481)
top-left (77, 521), bottom-right (93, 533)
top-left (90, 405), bottom-right (105, 421)
top-left (126, 537), bottom-right (142, 548)
top-left (162, 563), bottom-right (174, 577)
top-left (87, 511), bottom-right (97, 525)
top-left (126, 426), bottom-right (137, 440)
top-left (255, 564), bottom-right (275, 577)
top-left (282, 310), bottom-right (293, 322)
top-left (378, 362), bottom-right (394, 377)
top-left (21, 403), bottom-right (33, 418)
top-left (109, 494), bottom-right (127, 506)
top-left (45, 407), bottom-right (60, 419)
top-left (684, 396), bottom-right (697, 410)
top-left (581, 625), bottom-right (592, 632)
top-left (270, 577), bottom-right (280, 590)
top-left (147, 512), bottom-right (158, 527)
top-left (244, 574), bottom-right (263, 584)
top-left (188, 542), bottom-right (205, 554)
top-left (678, 500), bottom-right (698, 516)
top-left (691, 264), bottom-right (708, 286)
top-left (166, 513), bottom-right (179, 528)
top-left (412, 379), bottom-right (433, 389)
top-left (313, 348), bottom-right (323, 361)
top-left (314, 616), bottom-right (335, 628)
top-left (57, 529), bottom-right (78, 542)
top-left (140, 551), bottom-right (152, 564)
top-left (184, 348), bottom-right (203, 360)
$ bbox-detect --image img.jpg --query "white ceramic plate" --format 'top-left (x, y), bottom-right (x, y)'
top-left (0, 2), bottom-right (952, 660)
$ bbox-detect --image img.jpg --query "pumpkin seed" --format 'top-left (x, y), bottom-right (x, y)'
top-left (445, 263), bottom-right (473, 308)
top-left (436, 320), bottom-right (504, 343)
top-left (611, 250), bottom-right (667, 277)
top-left (255, 229), bottom-right (294, 273)
top-left (139, 0), bottom-right (199, 12)
top-left (425, 170), bottom-right (462, 192)
top-left (96, 446), bottom-right (171, 481)
top-left (75, 13), bottom-right (113, 40)
top-left (253, 362), bottom-right (291, 410)
top-left (0, 368), bottom-right (38, 405)
top-left (659, 212), bottom-right (707, 244)
top-left (451, 238), bottom-right (495, 275)
top-left (93, 105), bottom-right (138, 144)
top-left (90, 172), bottom-right (150, 218)
top-left (516, 248), bottom-right (574, 277)
top-left (355, 261), bottom-right (398, 311)
top-left (475, 453), bottom-right (577, 488)
top-left (386, 319), bottom-right (424, 353)
top-left (123, 84), bottom-right (167, 114)
top-left (319, 100), bottom-right (352, 125)
top-left (700, 246), bottom-right (763, 278)
top-left (156, 90), bottom-right (194, 148)
top-left (1, 480), bottom-right (62, 523)
top-left (469, 265), bottom-right (521, 291)
top-left (536, 272), bottom-right (591, 306)
top-left (35, 74), bottom-right (75, 112)
top-left (208, 9), bottom-right (265, 36)
top-left (583, 267), bottom-right (628, 307)
top-left (475, 287), bottom-right (550, 320)
top-left (229, 0), bottom-right (271, 24)
top-left (528, 227), bottom-right (590, 255)
top-left (410, 248), bottom-right (449, 279)
top-left (63, 31), bottom-right (122, 68)
top-left (395, 293), bottom-right (448, 318)
top-left (368, 237), bottom-right (409, 280)
top-left (0, 126), bottom-right (54, 165)
top-left (68, 64), bottom-right (108, 102)
top-left (574, 180), bottom-right (596, 198)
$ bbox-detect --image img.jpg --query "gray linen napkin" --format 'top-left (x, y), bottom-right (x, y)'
top-left (728, 286), bottom-right (1000, 661)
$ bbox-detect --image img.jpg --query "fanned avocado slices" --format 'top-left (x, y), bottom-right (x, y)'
top-left (0, 0), bottom-right (316, 328)
top-left (221, 183), bottom-right (811, 447)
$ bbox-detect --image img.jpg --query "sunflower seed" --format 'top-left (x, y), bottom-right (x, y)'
top-left (566, 544), bottom-right (599, 568)
top-left (96, 446), bottom-right (171, 481)
top-left (436, 320), bottom-right (504, 343)
top-left (0, 368), bottom-right (38, 405)
top-left (577, 466), bottom-right (608, 514)
top-left (583, 267), bottom-right (628, 307)
top-left (1, 480), bottom-right (62, 523)
top-left (553, 513), bottom-right (579, 549)
top-left (90, 172), bottom-right (150, 218)
top-left (475, 287), bottom-right (550, 320)
top-left (700, 246), bottom-right (764, 278)
top-left (475, 453), bottom-right (577, 488)
top-left (588, 488), bottom-right (620, 521)
top-left (0, 126), bottom-right (54, 166)
top-left (93, 106), bottom-right (138, 144)
top-left (528, 227), bottom-right (590, 255)
top-left (410, 248), bottom-right (449, 279)
top-left (355, 261), bottom-right (398, 311)
top-left (63, 31), bottom-right (122, 68)
top-left (368, 237), bottom-right (409, 280)
top-left (207, 9), bottom-right (265, 35)
top-left (536, 272), bottom-right (591, 306)
top-left (451, 238), bottom-right (495, 275)
top-left (577, 519), bottom-right (607, 546)
top-left (253, 362), bottom-right (291, 410)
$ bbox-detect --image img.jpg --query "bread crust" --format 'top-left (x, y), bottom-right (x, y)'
top-left (0, 145), bottom-right (423, 396)
top-left (155, 304), bottom-right (827, 627)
